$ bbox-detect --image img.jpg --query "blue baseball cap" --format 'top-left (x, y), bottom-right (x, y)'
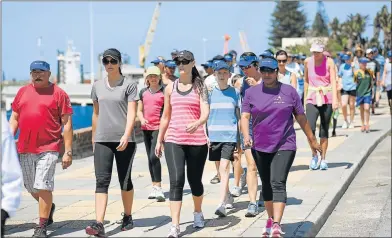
top-left (300, 55), bottom-right (307, 60)
top-left (214, 61), bottom-right (230, 71)
top-left (372, 47), bottom-right (378, 53)
top-left (387, 50), bottom-right (392, 57)
top-left (30, 60), bottom-right (50, 71)
top-left (238, 55), bottom-right (258, 67)
top-left (201, 60), bottom-right (213, 68)
top-left (151, 57), bottom-right (165, 64)
top-left (359, 57), bottom-right (370, 64)
top-left (224, 54), bottom-right (233, 62)
top-left (165, 60), bottom-right (176, 68)
top-left (212, 59), bottom-right (225, 70)
top-left (341, 54), bottom-right (351, 61)
top-left (259, 50), bottom-right (274, 58)
top-left (259, 58), bottom-right (278, 70)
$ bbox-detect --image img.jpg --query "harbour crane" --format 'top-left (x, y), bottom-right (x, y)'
top-left (139, 2), bottom-right (162, 69)
top-left (238, 31), bottom-right (250, 53)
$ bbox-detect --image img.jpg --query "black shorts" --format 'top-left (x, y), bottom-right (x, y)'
top-left (387, 89), bottom-right (392, 100)
top-left (341, 89), bottom-right (356, 97)
top-left (209, 142), bottom-right (236, 161)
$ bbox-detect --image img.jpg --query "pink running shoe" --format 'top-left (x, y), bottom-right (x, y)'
top-left (270, 223), bottom-right (285, 238)
top-left (261, 217), bottom-right (273, 237)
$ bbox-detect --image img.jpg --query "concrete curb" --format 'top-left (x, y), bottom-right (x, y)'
top-left (298, 123), bottom-right (391, 237)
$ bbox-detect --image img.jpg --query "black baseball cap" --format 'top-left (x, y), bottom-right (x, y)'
top-left (174, 50), bottom-right (194, 61)
top-left (103, 48), bottom-right (121, 62)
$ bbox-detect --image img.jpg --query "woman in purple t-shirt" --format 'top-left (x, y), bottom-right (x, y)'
top-left (241, 58), bottom-right (321, 237)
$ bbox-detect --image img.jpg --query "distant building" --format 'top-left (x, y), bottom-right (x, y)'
top-left (281, 37), bottom-right (329, 50)
top-left (57, 40), bottom-right (82, 84)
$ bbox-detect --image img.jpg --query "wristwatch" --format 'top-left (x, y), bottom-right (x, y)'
top-left (66, 151), bottom-right (73, 157)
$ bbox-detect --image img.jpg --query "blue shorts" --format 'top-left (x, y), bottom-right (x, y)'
top-left (356, 95), bottom-right (372, 105)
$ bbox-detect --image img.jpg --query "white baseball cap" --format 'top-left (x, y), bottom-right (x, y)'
top-left (366, 48), bottom-right (373, 54)
top-left (310, 42), bottom-right (324, 53)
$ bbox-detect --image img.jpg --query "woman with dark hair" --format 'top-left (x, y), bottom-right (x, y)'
top-left (137, 66), bottom-right (165, 202)
top-left (154, 50), bottom-right (210, 238)
top-left (86, 48), bottom-right (139, 236)
top-left (241, 57), bottom-right (321, 237)
top-left (275, 50), bottom-right (297, 89)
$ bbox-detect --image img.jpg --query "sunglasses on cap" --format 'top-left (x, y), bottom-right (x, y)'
top-left (240, 65), bottom-right (253, 70)
top-left (277, 59), bottom-right (287, 64)
top-left (102, 58), bottom-right (118, 65)
top-left (175, 59), bottom-right (191, 66)
top-left (260, 67), bottom-right (276, 73)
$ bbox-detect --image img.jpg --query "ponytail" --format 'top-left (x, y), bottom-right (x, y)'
top-left (119, 67), bottom-right (123, 75)
top-left (191, 66), bottom-right (204, 95)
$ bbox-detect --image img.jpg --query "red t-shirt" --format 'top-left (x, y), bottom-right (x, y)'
top-left (139, 87), bottom-right (164, 131)
top-left (12, 84), bottom-right (73, 154)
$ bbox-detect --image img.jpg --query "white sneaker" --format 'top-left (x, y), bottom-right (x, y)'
top-left (193, 212), bottom-right (205, 228)
top-left (167, 224), bottom-right (180, 238)
top-left (348, 122), bottom-right (355, 129)
top-left (225, 193), bottom-right (234, 209)
top-left (215, 204), bottom-right (227, 217)
top-left (231, 186), bottom-right (242, 197)
top-left (155, 186), bottom-right (165, 202)
top-left (148, 186), bottom-right (156, 199)
top-left (342, 121), bottom-right (348, 129)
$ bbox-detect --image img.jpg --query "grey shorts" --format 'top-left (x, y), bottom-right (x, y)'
top-left (19, 152), bottom-right (59, 193)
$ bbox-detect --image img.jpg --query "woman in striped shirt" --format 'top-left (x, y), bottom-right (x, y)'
top-left (155, 50), bottom-right (209, 238)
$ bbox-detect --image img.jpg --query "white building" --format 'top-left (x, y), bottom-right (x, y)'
top-left (57, 40), bottom-right (82, 84)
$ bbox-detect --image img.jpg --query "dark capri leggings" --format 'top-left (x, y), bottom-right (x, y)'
top-left (252, 150), bottom-right (296, 203)
top-left (164, 142), bottom-right (208, 201)
top-left (94, 142), bottom-right (136, 193)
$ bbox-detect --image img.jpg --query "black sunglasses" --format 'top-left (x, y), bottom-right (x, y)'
top-left (102, 58), bottom-right (118, 65)
top-left (260, 67), bottom-right (276, 73)
top-left (278, 60), bottom-right (287, 63)
top-left (240, 65), bottom-right (253, 70)
top-left (175, 59), bottom-right (191, 66)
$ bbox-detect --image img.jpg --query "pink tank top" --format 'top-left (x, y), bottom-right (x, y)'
top-left (307, 56), bottom-right (333, 105)
top-left (165, 80), bottom-right (207, 145)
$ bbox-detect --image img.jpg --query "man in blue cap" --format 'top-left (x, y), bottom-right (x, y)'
top-left (201, 60), bottom-right (214, 79)
top-left (259, 50), bottom-right (274, 60)
top-left (161, 60), bottom-right (178, 85)
top-left (8, 60), bottom-right (73, 237)
top-left (151, 56), bottom-right (166, 74)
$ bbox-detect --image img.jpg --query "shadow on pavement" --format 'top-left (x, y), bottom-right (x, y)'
top-left (105, 215), bottom-right (171, 237)
top-left (286, 197), bottom-right (303, 206)
top-left (40, 220), bottom-right (110, 237)
top-left (290, 162), bottom-right (353, 171)
top-left (282, 220), bottom-right (314, 237)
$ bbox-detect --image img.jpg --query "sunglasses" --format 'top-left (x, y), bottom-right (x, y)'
top-left (175, 59), bottom-right (191, 66)
top-left (102, 58), bottom-right (118, 65)
top-left (260, 67), bottom-right (276, 74)
top-left (240, 65), bottom-right (253, 70)
top-left (278, 59), bottom-right (287, 63)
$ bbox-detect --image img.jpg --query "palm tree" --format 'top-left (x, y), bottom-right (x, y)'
top-left (378, 5), bottom-right (391, 52)
top-left (329, 17), bottom-right (341, 41)
top-left (341, 14), bottom-right (369, 50)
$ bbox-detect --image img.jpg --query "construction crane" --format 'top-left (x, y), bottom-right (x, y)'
top-left (238, 31), bottom-right (250, 53)
top-left (139, 2), bottom-right (162, 69)
top-left (223, 34), bottom-right (231, 55)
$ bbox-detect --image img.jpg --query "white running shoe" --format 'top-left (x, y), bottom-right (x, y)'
top-left (193, 212), bottom-right (205, 228)
top-left (342, 121), bottom-right (348, 129)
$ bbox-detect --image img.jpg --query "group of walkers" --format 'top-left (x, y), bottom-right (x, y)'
top-left (2, 42), bottom-right (391, 238)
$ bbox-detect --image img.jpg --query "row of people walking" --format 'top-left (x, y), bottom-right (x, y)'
top-left (3, 43), bottom-right (390, 238)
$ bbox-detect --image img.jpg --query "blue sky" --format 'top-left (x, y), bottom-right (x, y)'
top-left (2, 1), bottom-right (389, 80)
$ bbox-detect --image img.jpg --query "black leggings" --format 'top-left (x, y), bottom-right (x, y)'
top-left (94, 142), bottom-right (136, 193)
top-left (252, 150), bottom-right (296, 203)
top-left (306, 104), bottom-right (333, 138)
top-left (143, 130), bottom-right (162, 183)
top-left (164, 142), bottom-right (208, 201)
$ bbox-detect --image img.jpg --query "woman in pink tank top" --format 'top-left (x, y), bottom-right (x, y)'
top-left (154, 50), bottom-right (210, 237)
top-left (304, 42), bottom-right (338, 171)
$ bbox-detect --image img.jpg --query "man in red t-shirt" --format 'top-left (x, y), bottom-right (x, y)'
top-left (9, 60), bottom-right (73, 238)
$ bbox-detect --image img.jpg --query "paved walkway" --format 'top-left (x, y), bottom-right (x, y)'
top-left (5, 97), bottom-right (391, 237)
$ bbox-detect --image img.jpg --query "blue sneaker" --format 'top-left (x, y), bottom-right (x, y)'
top-left (309, 156), bottom-right (319, 170)
top-left (320, 160), bottom-right (328, 170)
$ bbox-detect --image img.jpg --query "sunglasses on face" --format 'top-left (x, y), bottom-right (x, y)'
top-left (102, 58), bottom-right (118, 65)
top-left (240, 65), bottom-right (252, 70)
top-left (175, 59), bottom-right (191, 66)
top-left (278, 59), bottom-right (287, 64)
top-left (260, 67), bottom-right (276, 74)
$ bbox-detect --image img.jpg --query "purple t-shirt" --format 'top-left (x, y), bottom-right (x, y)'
top-left (241, 82), bottom-right (305, 153)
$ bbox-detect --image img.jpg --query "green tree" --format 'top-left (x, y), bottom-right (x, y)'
top-left (340, 13), bottom-right (369, 50)
top-left (372, 5), bottom-right (391, 52)
top-left (269, 1), bottom-right (308, 48)
top-left (312, 12), bottom-right (329, 37)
